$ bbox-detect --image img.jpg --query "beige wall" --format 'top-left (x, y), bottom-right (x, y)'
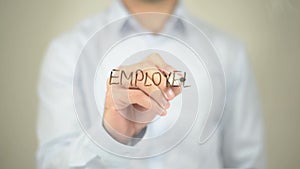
top-left (0, 0), bottom-right (299, 168)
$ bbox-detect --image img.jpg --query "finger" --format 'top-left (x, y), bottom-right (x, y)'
top-left (146, 53), bottom-right (182, 97)
top-left (109, 66), bottom-right (169, 109)
top-left (142, 68), bottom-right (182, 101)
top-left (128, 89), bottom-right (152, 110)
top-left (128, 89), bottom-right (169, 116)
top-left (133, 67), bottom-right (171, 108)
top-left (116, 65), bottom-right (180, 103)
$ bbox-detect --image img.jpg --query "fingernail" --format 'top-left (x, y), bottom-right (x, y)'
top-left (165, 102), bottom-right (170, 109)
top-left (162, 97), bottom-right (169, 108)
top-left (161, 111), bottom-right (167, 116)
top-left (166, 88), bottom-right (175, 100)
top-left (177, 72), bottom-right (184, 77)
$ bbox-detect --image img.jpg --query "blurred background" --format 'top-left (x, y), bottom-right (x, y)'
top-left (0, 0), bottom-right (299, 168)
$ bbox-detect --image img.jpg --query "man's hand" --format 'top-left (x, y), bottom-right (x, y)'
top-left (103, 53), bottom-right (181, 144)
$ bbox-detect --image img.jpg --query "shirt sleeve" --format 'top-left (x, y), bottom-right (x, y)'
top-left (221, 43), bottom-right (266, 168)
top-left (36, 34), bottom-right (128, 169)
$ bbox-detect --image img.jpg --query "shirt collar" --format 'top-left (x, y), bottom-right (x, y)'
top-left (107, 0), bottom-right (188, 35)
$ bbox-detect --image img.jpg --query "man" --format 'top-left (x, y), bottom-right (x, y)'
top-left (37, 0), bottom-right (265, 168)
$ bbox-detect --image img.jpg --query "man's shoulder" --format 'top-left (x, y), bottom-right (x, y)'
top-left (42, 9), bottom-right (112, 72)
top-left (187, 16), bottom-right (248, 80)
top-left (187, 16), bottom-right (244, 50)
top-left (49, 9), bottom-right (111, 50)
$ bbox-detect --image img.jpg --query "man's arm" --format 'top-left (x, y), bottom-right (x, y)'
top-left (36, 36), bottom-right (127, 169)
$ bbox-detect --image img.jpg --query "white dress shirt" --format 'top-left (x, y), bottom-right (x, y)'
top-left (37, 1), bottom-right (265, 168)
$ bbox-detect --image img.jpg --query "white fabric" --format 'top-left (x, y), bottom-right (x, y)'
top-left (37, 0), bottom-right (265, 168)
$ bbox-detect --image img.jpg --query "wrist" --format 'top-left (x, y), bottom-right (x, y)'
top-left (102, 119), bottom-right (132, 144)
